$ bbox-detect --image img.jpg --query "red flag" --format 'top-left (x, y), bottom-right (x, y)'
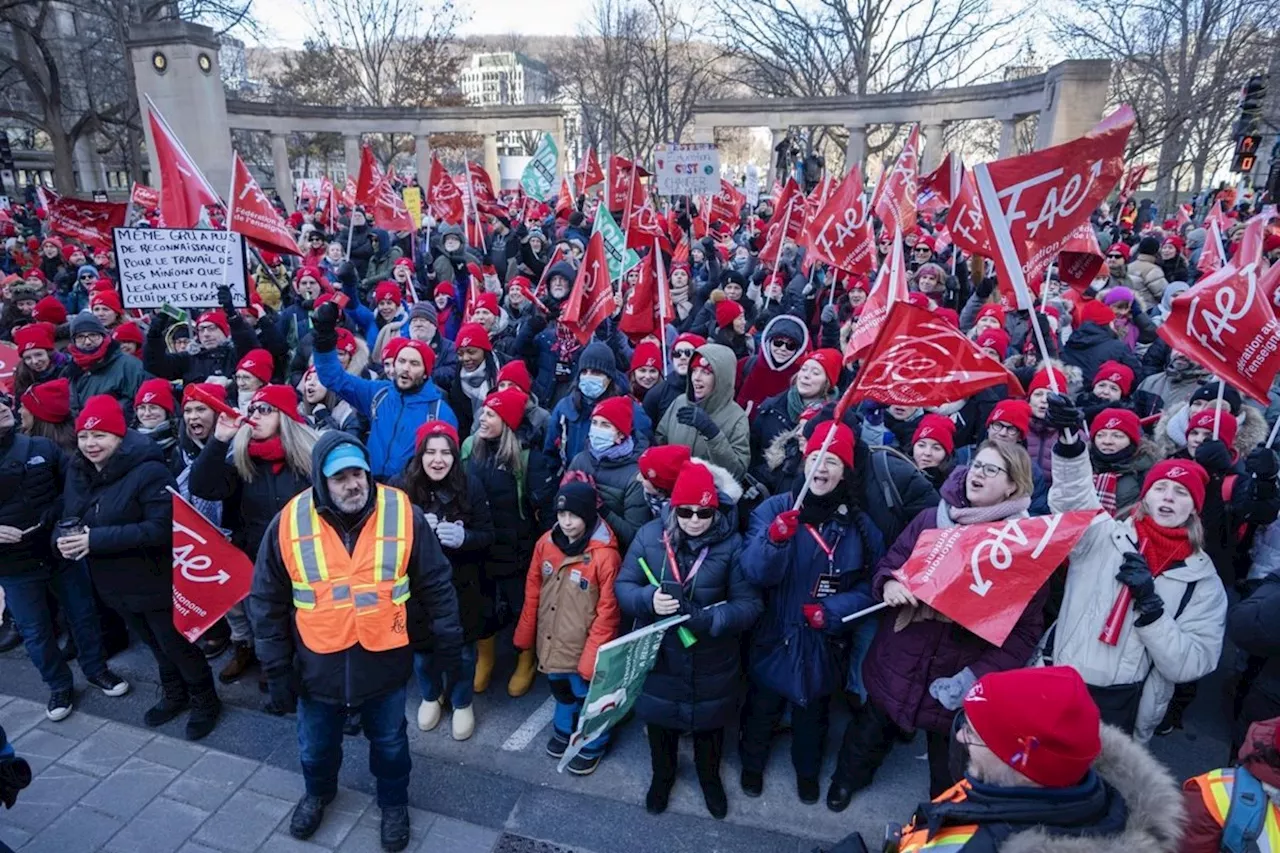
top-left (146, 97), bottom-right (220, 229)
top-left (341, 176), bottom-right (357, 208)
top-left (38, 187), bottom-right (127, 247)
top-left (229, 153), bottom-right (302, 256)
top-left (355, 145), bottom-right (383, 209)
top-left (1056, 223), bottom-right (1105, 291)
top-left (0, 341), bottom-right (19, 393)
top-left (298, 181), bottom-right (316, 209)
top-left (466, 162), bottom-right (498, 206)
top-left (870, 125), bottom-right (920, 238)
top-left (427, 157), bottom-right (464, 225)
top-left (171, 491), bottom-right (255, 642)
top-left (555, 177), bottom-right (575, 219)
top-left (843, 229), bottom-right (910, 362)
top-left (318, 176), bottom-right (340, 233)
top-left (561, 231), bottom-right (617, 344)
top-left (709, 179), bottom-right (746, 227)
top-left (130, 183), bottom-right (160, 211)
top-left (607, 155), bottom-right (648, 224)
top-left (917, 152), bottom-right (954, 220)
top-left (759, 178), bottom-right (805, 266)
top-left (373, 178), bottom-right (415, 233)
top-left (1176, 204), bottom-right (1193, 228)
top-left (1198, 220), bottom-right (1225, 277)
top-left (627, 204), bottom-right (673, 255)
top-left (803, 166), bottom-right (874, 275)
top-left (946, 163), bottom-right (993, 258)
top-left (619, 252), bottom-right (658, 336)
top-left (575, 147), bottom-right (605, 196)
top-left (892, 512), bottom-right (1096, 646)
top-left (1117, 163), bottom-right (1148, 206)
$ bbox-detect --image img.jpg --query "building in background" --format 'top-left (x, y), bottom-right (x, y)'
top-left (459, 52), bottom-right (551, 157)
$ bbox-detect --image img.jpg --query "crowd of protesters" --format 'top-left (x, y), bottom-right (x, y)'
top-left (0, 168), bottom-right (1279, 853)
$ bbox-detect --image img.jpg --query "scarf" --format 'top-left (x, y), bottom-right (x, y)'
top-left (248, 435), bottom-right (287, 474)
top-left (1134, 513), bottom-right (1193, 576)
top-left (552, 526), bottom-right (590, 557)
top-left (459, 364), bottom-right (491, 413)
top-left (797, 482), bottom-right (849, 526)
top-left (71, 339), bottom-right (110, 370)
top-left (591, 435), bottom-right (635, 463)
top-left (138, 421), bottom-right (176, 454)
top-left (1093, 472), bottom-right (1120, 516)
top-left (947, 493), bottom-right (1032, 525)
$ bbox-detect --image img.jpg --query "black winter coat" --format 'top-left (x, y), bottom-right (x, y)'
top-left (0, 431), bottom-right (66, 577)
top-left (1059, 322), bottom-right (1142, 389)
top-left (462, 438), bottom-right (534, 581)
top-left (61, 430), bottom-right (176, 611)
top-left (615, 512), bottom-right (760, 731)
top-left (144, 313), bottom-right (261, 389)
top-left (1228, 575), bottom-right (1280, 737)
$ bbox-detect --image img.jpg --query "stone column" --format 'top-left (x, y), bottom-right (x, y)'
top-left (691, 124), bottom-right (715, 145)
top-left (415, 134), bottom-right (431, 190)
top-left (998, 118), bottom-right (1018, 158)
top-left (271, 133), bottom-right (294, 214)
top-left (1035, 59), bottom-right (1112, 149)
top-left (766, 127), bottom-right (788, 192)
top-left (844, 125), bottom-right (867, 174)
top-left (483, 133), bottom-right (500, 188)
top-left (922, 123), bottom-right (945, 172)
top-left (74, 136), bottom-right (102, 192)
top-left (343, 134), bottom-right (361, 182)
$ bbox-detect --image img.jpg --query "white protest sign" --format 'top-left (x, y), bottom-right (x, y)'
top-left (113, 227), bottom-right (247, 309)
top-left (744, 164), bottom-right (760, 207)
top-left (654, 143), bottom-right (721, 196)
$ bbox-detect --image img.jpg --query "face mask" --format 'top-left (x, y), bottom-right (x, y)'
top-left (588, 425), bottom-right (615, 453)
top-left (948, 712), bottom-right (971, 783)
top-left (579, 375), bottom-right (607, 399)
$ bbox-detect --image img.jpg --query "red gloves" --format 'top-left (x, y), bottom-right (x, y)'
top-left (802, 603), bottom-right (826, 630)
top-left (769, 509), bottom-right (800, 544)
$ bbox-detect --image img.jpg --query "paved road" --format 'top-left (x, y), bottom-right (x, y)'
top-left (0, 636), bottom-right (1239, 853)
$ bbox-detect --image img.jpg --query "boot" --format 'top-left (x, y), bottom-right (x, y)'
top-left (645, 726), bottom-right (678, 815)
top-left (507, 649), bottom-right (536, 697)
top-left (144, 673), bottom-right (189, 727)
top-left (0, 611), bottom-right (21, 653)
top-left (185, 673), bottom-right (222, 741)
top-left (473, 636), bottom-right (496, 693)
top-left (694, 730), bottom-right (727, 819)
top-left (197, 619), bottom-right (230, 659)
top-left (217, 642), bottom-right (257, 684)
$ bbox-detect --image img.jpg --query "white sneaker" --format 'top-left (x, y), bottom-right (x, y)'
top-left (416, 698), bottom-right (442, 732)
top-left (451, 706), bottom-right (475, 741)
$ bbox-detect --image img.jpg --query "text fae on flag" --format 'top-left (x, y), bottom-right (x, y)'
top-left (560, 231), bottom-right (617, 345)
top-left (802, 165), bottom-right (874, 275)
top-left (427, 156), bottom-right (464, 225)
top-left (37, 187), bottom-right (127, 247)
top-left (130, 182), bottom-right (160, 211)
top-left (870, 124), bottom-right (921, 239)
top-left (145, 95), bottom-right (221, 229)
top-left (945, 161), bottom-right (993, 258)
top-left (229, 153), bottom-right (302, 256)
top-left (1158, 213), bottom-right (1280, 404)
top-left (171, 490), bottom-right (255, 642)
top-left (891, 511), bottom-right (1097, 646)
top-left (709, 178), bottom-right (746, 228)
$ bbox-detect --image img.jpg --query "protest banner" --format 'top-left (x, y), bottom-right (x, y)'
top-left (521, 133), bottom-right (560, 201)
top-left (744, 164), bottom-right (760, 207)
top-left (0, 341), bottom-right (17, 393)
top-left (130, 183), bottom-right (160, 211)
top-left (37, 188), bottom-right (128, 248)
top-left (402, 186), bottom-right (423, 230)
top-left (558, 614), bottom-right (689, 772)
top-left (653, 143), bottom-right (721, 197)
top-left (114, 226), bottom-right (247, 309)
top-left (592, 205), bottom-right (641, 281)
top-left (170, 489), bottom-right (254, 642)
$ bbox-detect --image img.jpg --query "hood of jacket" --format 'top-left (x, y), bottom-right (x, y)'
top-left (76, 428), bottom-right (165, 485)
top-left (1065, 322), bottom-right (1119, 351)
top-left (1238, 717), bottom-right (1280, 788)
top-left (759, 314), bottom-right (810, 371)
top-left (309, 430), bottom-right (373, 516)
top-left (689, 342), bottom-right (738, 414)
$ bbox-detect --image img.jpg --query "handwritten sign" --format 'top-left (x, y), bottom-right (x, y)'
top-left (113, 227), bottom-right (247, 309)
top-left (654, 143), bottom-right (720, 196)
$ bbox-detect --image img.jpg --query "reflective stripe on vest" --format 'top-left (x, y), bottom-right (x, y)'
top-left (1193, 769), bottom-right (1280, 852)
top-left (279, 484), bottom-right (414, 654)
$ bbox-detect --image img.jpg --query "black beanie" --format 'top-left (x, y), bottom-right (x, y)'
top-left (1191, 381), bottom-right (1242, 416)
top-left (1137, 235), bottom-right (1162, 257)
top-left (555, 480), bottom-right (598, 533)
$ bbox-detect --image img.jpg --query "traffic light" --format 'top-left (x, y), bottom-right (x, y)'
top-left (1234, 75), bottom-right (1268, 138)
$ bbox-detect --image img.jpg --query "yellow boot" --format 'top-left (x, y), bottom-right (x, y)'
top-left (507, 649), bottom-right (537, 697)
top-left (473, 636), bottom-right (496, 694)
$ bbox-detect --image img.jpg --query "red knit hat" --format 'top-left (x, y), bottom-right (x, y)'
top-left (935, 308), bottom-right (960, 328)
top-left (638, 445), bottom-right (691, 493)
top-left (483, 388), bottom-right (527, 431)
top-left (334, 327), bottom-right (358, 356)
top-left (1189, 409), bottom-right (1238, 449)
top-left (1107, 242), bottom-right (1131, 261)
top-left (1029, 368), bottom-right (1067, 394)
top-left (393, 257), bottom-right (415, 274)
top-left (112, 323), bottom-right (143, 348)
top-left (21, 378), bottom-right (70, 424)
top-left (134, 377), bottom-right (175, 415)
top-left (669, 461), bottom-right (719, 508)
top-left (1141, 459), bottom-right (1209, 513)
top-left (397, 340), bottom-right (436, 375)
top-left (75, 394), bottom-right (126, 436)
top-left (1079, 299), bottom-right (1116, 328)
top-left (1090, 408), bottom-right (1142, 447)
top-left (32, 296), bottom-right (66, 325)
top-left (297, 265), bottom-right (325, 286)
top-left (976, 304), bottom-right (1006, 327)
top-left (592, 396), bottom-right (634, 437)
top-left (90, 277), bottom-right (116, 294)
top-left (497, 360), bottom-right (532, 393)
top-left (912, 413), bottom-right (956, 455)
top-left (963, 666), bottom-right (1101, 788)
top-left (802, 348), bottom-right (842, 389)
top-left (13, 322), bottom-right (55, 355)
top-left (715, 299), bottom-right (744, 329)
top-left (382, 337), bottom-right (408, 365)
top-left (630, 341), bottom-right (662, 373)
top-left (804, 421), bottom-right (855, 469)
top-left (435, 282), bottom-right (456, 299)
top-left (236, 348), bottom-right (274, 384)
top-left (455, 323), bottom-right (492, 352)
top-left (673, 332), bottom-right (706, 351)
top-left (473, 292), bottom-right (499, 316)
top-left (197, 309), bottom-right (230, 337)
top-left (182, 382), bottom-right (226, 408)
top-left (976, 328), bottom-right (1010, 358)
top-left (1093, 361), bottom-right (1134, 396)
top-left (373, 281), bottom-right (401, 305)
top-left (415, 419), bottom-right (459, 449)
top-left (987, 399), bottom-right (1031, 437)
top-left (251, 384), bottom-right (304, 422)
top-left (89, 289), bottom-right (123, 316)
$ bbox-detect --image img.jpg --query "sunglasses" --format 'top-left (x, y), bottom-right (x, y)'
top-left (246, 403), bottom-right (276, 417)
top-left (1107, 253), bottom-right (1124, 259)
top-left (914, 247), bottom-right (932, 254)
top-left (771, 338), bottom-right (799, 351)
top-left (675, 507), bottom-right (716, 520)
top-left (673, 347), bottom-right (695, 358)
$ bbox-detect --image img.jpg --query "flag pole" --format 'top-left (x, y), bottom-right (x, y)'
top-left (1212, 381), bottom-right (1225, 441)
top-left (224, 152), bottom-right (238, 301)
top-left (463, 158), bottom-right (488, 255)
top-left (622, 159), bottom-right (638, 247)
top-left (1267, 414), bottom-right (1280, 449)
top-left (654, 236), bottom-right (670, 376)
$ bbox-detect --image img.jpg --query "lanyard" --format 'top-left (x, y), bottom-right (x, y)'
top-left (663, 534), bottom-right (708, 586)
top-left (806, 524), bottom-right (838, 568)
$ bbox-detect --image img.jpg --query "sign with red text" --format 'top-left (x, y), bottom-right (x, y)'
top-left (172, 491), bottom-right (254, 642)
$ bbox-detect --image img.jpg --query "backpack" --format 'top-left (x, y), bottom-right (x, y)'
top-left (1220, 764), bottom-right (1267, 853)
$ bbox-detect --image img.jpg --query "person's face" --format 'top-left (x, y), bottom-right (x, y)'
top-left (764, 283), bottom-right (783, 301)
top-left (529, 236), bottom-right (544, 254)
top-left (671, 269), bottom-right (689, 288)
top-left (28, 275), bottom-right (46, 290)
top-left (913, 438), bottom-right (946, 470)
top-left (302, 369), bottom-right (327, 403)
top-left (41, 243), bottom-right (58, 258)
top-left (443, 235), bottom-right (462, 254)
top-left (980, 345), bottom-right (1002, 361)
top-left (570, 244), bottom-right (584, 261)
top-left (1185, 426), bottom-right (1212, 455)
top-left (326, 244), bottom-right (344, 263)
top-left (378, 299), bottom-right (399, 320)
top-left (794, 360), bottom-right (827, 398)
top-left (477, 406), bottom-right (504, 439)
top-left (395, 350), bottom-right (427, 389)
top-left (298, 277), bottom-right (321, 300)
top-left (1160, 242), bottom-right (1176, 260)
top-left (1029, 388), bottom-right (1051, 419)
top-left (246, 403), bottom-right (282, 440)
top-left (235, 371), bottom-right (263, 397)
top-left (508, 288), bottom-right (528, 312)
top-left (1092, 379), bottom-right (1122, 402)
top-left (722, 281), bottom-right (741, 302)
top-left (1143, 478), bottom-right (1195, 528)
top-left (966, 447), bottom-right (1017, 506)
top-left (0, 401), bottom-right (12, 433)
top-left (15, 298), bottom-right (35, 316)
top-left (913, 246), bottom-right (932, 264)
top-left (803, 450), bottom-right (845, 496)
top-left (409, 318), bottom-right (435, 342)
top-left (676, 504), bottom-right (715, 537)
top-left (634, 366), bottom-right (661, 389)
top-left (183, 403), bottom-right (215, 442)
top-left (848, 289), bottom-right (867, 307)
top-left (1106, 251), bottom-right (1125, 273)
top-left (196, 322), bottom-right (225, 348)
top-left (21, 348), bottom-right (50, 373)
top-left (457, 345), bottom-right (486, 371)
top-left (917, 273), bottom-right (940, 294)
top-left (888, 405), bottom-right (918, 421)
top-left (77, 430), bottom-right (122, 466)
top-left (471, 307), bottom-right (496, 331)
top-left (308, 233), bottom-right (325, 252)
top-left (136, 403), bottom-right (167, 429)
top-left (589, 414), bottom-right (622, 444)
top-left (690, 363), bottom-right (715, 400)
top-left (91, 304), bottom-right (116, 325)
top-left (672, 343), bottom-right (695, 376)
top-left (351, 210), bottom-right (366, 227)
top-left (550, 277), bottom-right (570, 299)
top-left (1188, 397), bottom-right (1230, 417)
top-left (327, 467), bottom-right (370, 513)
top-left (731, 314), bottom-right (747, 334)
top-left (557, 510), bottom-right (586, 540)
top-left (987, 420), bottom-right (1022, 443)
top-left (1093, 428), bottom-right (1132, 455)
top-left (337, 349), bottom-right (352, 369)
top-left (118, 341), bottom-right (138, 355)
top-left (73, 331), bottom-right (104, 352)
top-left (420, 436), bottom-right (455, 481)
top-left (975, 315), bottom-right (1000, 334)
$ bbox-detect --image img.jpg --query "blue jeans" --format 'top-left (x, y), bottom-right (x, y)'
top-left (0, 562), bottom-right (108, 691)
top-left (547, 672), bottom-right (608, 757)
top-left (413, 644), bottom-right (476, 709)
top-left (296, 687), bottom-right (411, 808)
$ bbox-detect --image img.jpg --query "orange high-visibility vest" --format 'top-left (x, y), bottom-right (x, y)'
top-left (898, 781), bottom-right (980, 853)
top-left (278, 484), bottom-right (413, 654)
top-left (1190, 768), bottom-right (1280, 852)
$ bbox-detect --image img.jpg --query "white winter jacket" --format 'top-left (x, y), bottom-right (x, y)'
top-left (1046, 447), bottom-right (1227, 743)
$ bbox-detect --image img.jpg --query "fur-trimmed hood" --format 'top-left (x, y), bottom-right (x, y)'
top-left (1154, 400), bottom-right (1267, 460)
top-left (1000, 725), bottom-right (1185, 853)
top-left (764, 420), bottom-right (804, 473)
top-left (701, 459), bottom-right (744, 504)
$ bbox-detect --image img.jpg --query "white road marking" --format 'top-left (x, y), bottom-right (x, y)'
top-left (501, 696), bottom-right (557, 751)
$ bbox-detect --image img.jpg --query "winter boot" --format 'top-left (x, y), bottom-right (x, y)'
top-left (185, 673), bottom-right (222, 741)
top-left (217, 642), bottom-right (257, 684)
top-left (507, 649), bottom-right (536, 697)
top-left (144, 673), bottom-right (189, 727)
top-left (472, 636), bottom-right (496, 693)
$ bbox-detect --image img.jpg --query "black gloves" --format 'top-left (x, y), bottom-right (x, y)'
top-left (1194, 439), bottom-right (1234, 475)
top-left (311, 301), bottom-right (340, 354)
top-left (1045, 393), bottom-right (1085, 432)
top-left (148, 311), bottom-right (172, 338)
top-left (1117, 552), bottom-right (1164, 626)
top-left (217, 284), bottom-right (236, 315)
top-left (0, 753), bottom-right (32, 809)
top-left (684, 602), bottom-right (713, 635)
top-left (1247, 446), bottom-right (1279, 480)
top-left (974, 276), bottom-right (995, 300)
top-left (676, 405), bottom-right (720, 438)
top-left (527, 312), bottom-right (548, 335)
top-left (265, 674), bottom-right (297, 716)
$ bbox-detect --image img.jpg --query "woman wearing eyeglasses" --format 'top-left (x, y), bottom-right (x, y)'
top-left (64, 311), bottom-right (148, 422)
top-left (831, 439), bottom-right (1046, 808)
top-left (734, 314), bottom-right (811, 415)
top-left (615, 460), bottom-right (760, 818)
top-left (189, 385), bottom-right (318, 688)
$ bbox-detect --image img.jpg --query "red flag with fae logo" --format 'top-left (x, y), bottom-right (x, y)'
top-left (870, 125), bottom-right (920, 238)
top-left (130, 183), bottom-right (160, 211)
top-left (945, 162), bottom-right (993, 258)
top-left (802, 165), bottom-right (874, 275)
top-left (145, 97), bottom-right (221, 229)
top-left (355, 145), bottom-right (383, 210)
top-left (709, 178), bottom-right (746, 227)
top-left (561, 231), bottom-right (617, 344)
top-left (171, 490), bottom-right (254, 642)
top-left (427, 156), bottom-right (464, 225)
top-left (843, 229), bottom-right (910, 363)
top-left (892, 512), bottom-right (1098, 645)
top-left (229, 152), bottom-right (302, 256)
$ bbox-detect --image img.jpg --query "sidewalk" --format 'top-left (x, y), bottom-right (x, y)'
top-left (0, 694), bottom-right (502, 853)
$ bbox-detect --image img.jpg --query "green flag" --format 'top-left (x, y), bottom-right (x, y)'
top-left (520, 134), bottom-right (559, 201)
top-left (591, 205), bottom-right (641, 282)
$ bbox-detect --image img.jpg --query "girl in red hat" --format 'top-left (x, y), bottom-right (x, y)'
top-left (20, 378), bottom-right (75, 452)
top-left (1087, 407), bottom-right (1156, 517)
top-left (13, 322), bottom-right (68, 401)
top-left (750, 348), bottom-right (840, 492)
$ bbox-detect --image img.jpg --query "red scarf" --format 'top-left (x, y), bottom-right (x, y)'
top-left (248, 436), bottom-right (287, 474)
top-left (71, 340), bottom-right (110, 370)
top-left (1133, 513), bottom-right (1193, 576)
